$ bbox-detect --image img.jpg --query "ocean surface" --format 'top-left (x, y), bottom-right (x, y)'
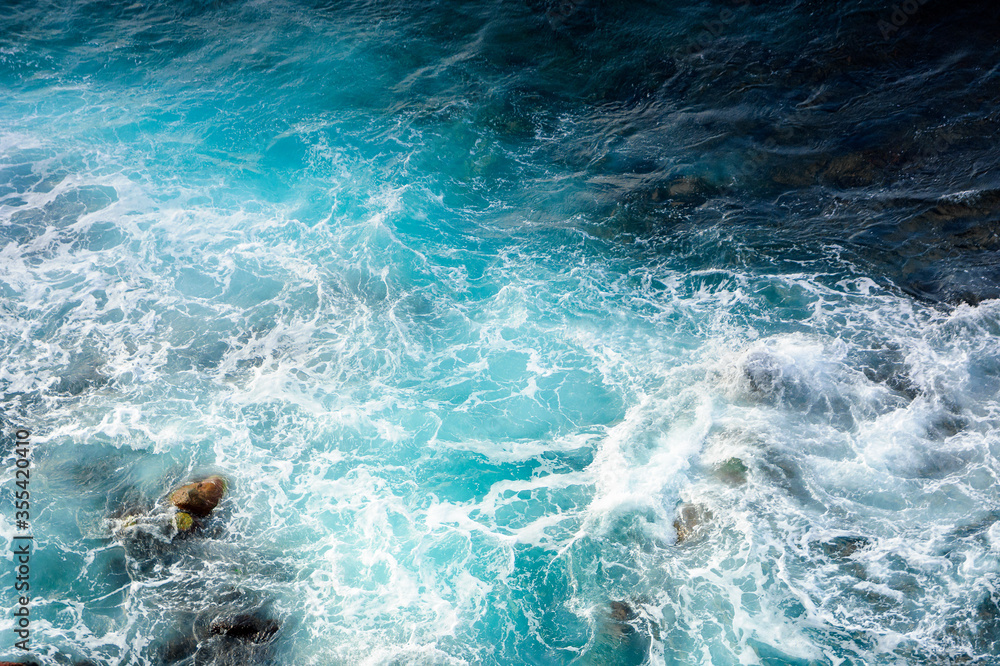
top-left (1, 1), bottom-right (999, 664)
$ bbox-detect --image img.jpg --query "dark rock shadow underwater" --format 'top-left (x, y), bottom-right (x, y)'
top-left (95, 472), bottom-right (287, 666)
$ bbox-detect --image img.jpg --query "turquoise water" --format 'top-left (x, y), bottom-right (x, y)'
top-left (2, 1), bottom-right (1000, 664)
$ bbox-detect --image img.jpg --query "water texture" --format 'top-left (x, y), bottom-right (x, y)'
top-left (1, 1), bottom-right (999, 664)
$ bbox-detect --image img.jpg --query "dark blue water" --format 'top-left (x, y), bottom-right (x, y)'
top-left (1, 1), bottom-right (999, 664)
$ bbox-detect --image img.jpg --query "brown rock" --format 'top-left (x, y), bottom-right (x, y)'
top-left (169, 475), bottom-right (226, 517)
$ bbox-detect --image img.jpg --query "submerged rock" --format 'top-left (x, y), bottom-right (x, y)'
top-left (760, 454), bottom-right (822, 508)
top-left (169, 476), bottom-right (227, 518)
top-left (158, 612), bottom-right (281, 666)
top-left (741, 349), bottom-right (789, 399)
top-left (610, 601), bottom-right (636, 624)
top-left (53, 350), bottom-right (109, 396)
top-left (581, 601), bottom-right (654, 666)
top-left (661, 176), bottom-right (718, 207)
top-left (673, 503), bottom-right (713, 544)
top-left (714, 457), bottom-right (748, 486)
top-left (158, 634), bottom-right (198, 664)
top-left (185, 610), bottom-right (282, 666)
top-left (819, 536), bottom-right (872, 559)
top-left (632, 176), bottom-right (719, 210)
top-left (209, 613), bottom-right (280, 643)
top-left (948, 512), bottom-right (1000, 542)
top-left (974, 591), bottom-right (1000, 654)
top-left (111, 510), bottom-right (176, 541)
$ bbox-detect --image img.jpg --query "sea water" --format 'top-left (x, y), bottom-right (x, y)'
top-left (1, 1), bottom-right (999, 664)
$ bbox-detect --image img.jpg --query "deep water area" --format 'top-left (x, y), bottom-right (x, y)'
top-left (1, 0), bottom-right (999, 664)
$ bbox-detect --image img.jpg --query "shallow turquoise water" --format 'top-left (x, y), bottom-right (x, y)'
top-left (2, 1), bottom-right (1000, 664)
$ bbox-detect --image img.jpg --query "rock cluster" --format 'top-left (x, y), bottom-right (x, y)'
top-left (107, 473), bottom-right (282, 664)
